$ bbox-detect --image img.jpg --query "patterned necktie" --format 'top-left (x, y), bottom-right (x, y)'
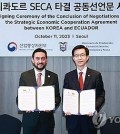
top-left (79, 72), bottom-right (84, 90)
top-left (37, 73), bottom-right (42, 86)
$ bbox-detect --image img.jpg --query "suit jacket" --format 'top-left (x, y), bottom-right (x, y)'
top-left (19, 69), bottom-right (61, 127)
top-left (63, 67), bottom-right (105, 129)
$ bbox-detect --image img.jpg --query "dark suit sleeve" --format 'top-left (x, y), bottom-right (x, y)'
top-left (19, 73), bottom-right (26, 86)
top-left (63, 74), bottom-right (69, 89)
top-left (54, 74), bottom-right (61, 109)
top-left (95, 73), bottom-right (105, 111)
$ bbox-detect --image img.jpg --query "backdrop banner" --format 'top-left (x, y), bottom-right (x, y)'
top-left (0, 0), bottom-right (120, 56)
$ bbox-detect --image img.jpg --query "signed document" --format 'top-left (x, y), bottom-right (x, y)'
top-left (63, 88), bottom-right (95, 115)
top-left (63, 89), bottom-right (79, 115)
top-left (18, 86), bottom-right (36, 111)
top-left (18, 86), bottom-right (55, 111)
top-left (37, 86), bottom-right (55, 111)
top-left (79, 89), bottom-right (95, 115)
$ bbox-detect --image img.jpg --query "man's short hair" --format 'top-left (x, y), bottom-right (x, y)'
top-left (32, 48), bottom-right (47, 58)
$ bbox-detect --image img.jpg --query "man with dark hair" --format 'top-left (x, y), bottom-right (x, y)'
top-left (18, 48), bottom-right (61, 134)
top-left (63, 45), bottom-right (105, 134)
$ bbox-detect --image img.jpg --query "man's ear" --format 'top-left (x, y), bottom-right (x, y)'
top-left (72, 57), bottom-right (75, 63)
top-left (87, 56), bottom-right (89, 62)
top-left (46, 58), bottom-right (48, 63)
top-left (31, 58), bottom-right (34, 64)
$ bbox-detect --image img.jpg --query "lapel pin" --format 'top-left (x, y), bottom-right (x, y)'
top-left (48, 75), bottom-right (50, 78)
top-left (88, 75), bottom-right (90, 77)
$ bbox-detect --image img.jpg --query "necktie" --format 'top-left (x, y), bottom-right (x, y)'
top-left (79, 72), bottom-right (84, 90)
top-left (37, 73), bottom-right (42, 86)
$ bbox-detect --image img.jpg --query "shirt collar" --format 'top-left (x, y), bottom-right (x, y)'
top-left (77, 66), bottom-right (87, 75)
top-left (34, 68), bottom-right (45, 77)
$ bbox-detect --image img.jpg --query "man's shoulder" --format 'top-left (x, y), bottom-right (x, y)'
top-left (87, 68), bottom-right (101, 75)
top-left (65, 69), bottom-right (76, 76)
top-left (21, 69), bottom-right (34, 75)
top-left (46, 69), bottom-right (58, 76)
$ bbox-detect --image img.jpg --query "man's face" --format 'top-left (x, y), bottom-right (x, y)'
top-left (73, 48), bottom-right (89, 69)
top-left (32, 52), bottom-right (47, 71)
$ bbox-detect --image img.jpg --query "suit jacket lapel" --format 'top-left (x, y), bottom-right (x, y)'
top-left (30, 69), bottom-right (37, 86)
top-left (73, 70), bottom-right (80, 90)
top-left (44, 70), bottom-right (51, 86)
top-left (84, 68), bottom-right (92, 90)
top-left (30, 69), bottom-right (51, 86)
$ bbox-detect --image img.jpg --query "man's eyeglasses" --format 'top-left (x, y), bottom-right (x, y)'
top-left (74, 54), bottom-right (86, 58)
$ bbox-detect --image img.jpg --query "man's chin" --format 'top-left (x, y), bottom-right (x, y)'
top-left (36, 66), bottom-right (45, 71)
top-left (32, 63), bottom-right (46, 71)
top-left (36, 67), bottom-right (44, 71)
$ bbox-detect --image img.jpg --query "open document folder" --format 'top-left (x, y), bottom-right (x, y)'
top-left (63, 89), bottom-right (95, 115)
top-left (18, 86), bottom-right (55, 111)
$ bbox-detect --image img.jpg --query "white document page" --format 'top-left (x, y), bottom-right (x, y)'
top-left (18, 86), bottom-right (36, 111)
top-left (37, 86), bottom-right (55, 111)
top-left (80, 89), bottom-right (95, 115)
top-left (63, 89), bottom-right (79, 115)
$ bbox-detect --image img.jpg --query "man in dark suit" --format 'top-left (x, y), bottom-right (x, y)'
top-left (63, 45), bottom-right (105, 134)
top-left (18, 48), bottom-right (61, 134)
